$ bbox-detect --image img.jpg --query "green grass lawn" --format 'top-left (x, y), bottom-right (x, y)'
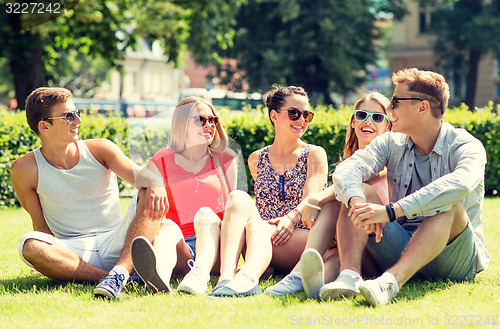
top-left (1, 198), bottom-right (499, 329)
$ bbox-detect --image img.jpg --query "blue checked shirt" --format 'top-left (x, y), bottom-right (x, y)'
top-left (332, 122), bottom-right (490, 272)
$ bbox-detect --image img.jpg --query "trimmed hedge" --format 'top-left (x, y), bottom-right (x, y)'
top-left (1, 103), bottom-right (499, 207)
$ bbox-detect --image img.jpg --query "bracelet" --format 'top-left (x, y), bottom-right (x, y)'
top-left (286, 209), bottom-right (302, 227)
top-left (385, 202), bottom-right (396, 222)
top-left (305, 202), bottom-right (321, 211)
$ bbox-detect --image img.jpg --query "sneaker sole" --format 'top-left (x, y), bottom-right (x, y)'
top-left (358, 284), bottom-right (379, 306)
top-left (319, 285), bottom-right (358, 301)
top-left (300, 249), bottom-right (325, 299)
top-left (131, 236), bottom-right (171, 293)
top-left (93, 287), bottom-right (117, 299)
top-left (177, 283), bottom-right (204, 295)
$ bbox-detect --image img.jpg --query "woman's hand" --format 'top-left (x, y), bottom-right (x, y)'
top-left (268, 215), bottom-right (295, 246)
top-left (301, 199), bottom-right (321, 229)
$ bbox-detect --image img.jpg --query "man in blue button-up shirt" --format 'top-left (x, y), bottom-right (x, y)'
top-left (322, 68), bottom-right (490, 306)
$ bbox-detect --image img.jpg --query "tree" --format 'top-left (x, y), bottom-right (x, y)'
top-left (213, 0), bottom-right (407, 104)
top-left (428, 0), bottom-right (500, 109)
top-left (0, 0), bottom-right (244, 110)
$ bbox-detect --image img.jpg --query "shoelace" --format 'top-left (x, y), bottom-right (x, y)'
top-left (103, 273), bottom-right (126, 289)
top-left (187, 259), bottom-right (195, 270)
top-left (186, 259), bottom-right (207, 280)
top-left (282, 274), bottom-right (301, 288)
top-left (379, 281), bottom-right (393, 292)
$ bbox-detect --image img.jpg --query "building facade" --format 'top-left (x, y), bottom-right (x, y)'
top-left (388, 0), bottom-right (500, 107)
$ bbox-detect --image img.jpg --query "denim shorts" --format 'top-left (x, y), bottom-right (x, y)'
top-left (184, 235), bottom-right (197, 259)
top-left (19, 192), bottom-right (139, 272)
top-left (366, 220), bottom-right (477, 281)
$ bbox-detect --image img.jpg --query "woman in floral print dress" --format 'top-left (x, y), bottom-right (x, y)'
top-left (209, 85), bottom-right (328, 297)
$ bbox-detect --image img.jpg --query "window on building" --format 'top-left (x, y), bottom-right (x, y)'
top-left (143, 71), bottom-right (152, 94)
top-left (448, 59), bottom-right (466, 103)
top-left (131, 72), bottom-right (137, 92)
top-left (419, 7), bottom-right (431, 34)
top-left (494, 58), bottom-right (500, 102)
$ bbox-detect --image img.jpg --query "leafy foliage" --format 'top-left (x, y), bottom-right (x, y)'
top-left (0, 0), bottom-right (245, 108)
top-left (429, 0), bottom-right (500, 108)
top-left (213, 0), bottom-right (391, 104)
top-left (1, 103), bottom-right (499, 207)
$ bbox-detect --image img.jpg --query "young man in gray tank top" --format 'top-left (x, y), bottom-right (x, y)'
top-left (311, 68), bottom-right (490, 306)
top-left (11, 87), bottom-right (168, 299)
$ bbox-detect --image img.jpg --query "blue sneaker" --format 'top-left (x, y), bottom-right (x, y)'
top-left (128, 273), bottom-right (144, 285)
top-left (264, 272), bottom-right (303, 296)
top-left (94, 273), bottom-right (126, 299)
top-left (209, 284), bottom-right (262, 298)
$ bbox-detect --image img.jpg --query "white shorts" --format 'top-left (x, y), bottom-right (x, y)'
top-left (18, 193), bottom-right (138, 272)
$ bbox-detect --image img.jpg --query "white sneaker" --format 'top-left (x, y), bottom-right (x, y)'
top-left (177, 260), bottom-right (210, 295)
top-left (300, 248), bottom-right (325, 299)
top-left (358, 272), bottom-right (399, 306)
top-left (319, 271), bottom-right (361, 301)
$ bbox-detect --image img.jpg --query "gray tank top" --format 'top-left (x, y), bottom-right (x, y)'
top-left (34, 140), bottom-right (123, 238)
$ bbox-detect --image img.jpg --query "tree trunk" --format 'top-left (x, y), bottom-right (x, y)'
top-left (465, 48), bottom-right (481, 111)
top-left (8, 13), bottom-right (46, 110)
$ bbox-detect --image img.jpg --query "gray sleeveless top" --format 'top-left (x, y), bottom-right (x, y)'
top-left (34, 140), bottom-right (122, 238)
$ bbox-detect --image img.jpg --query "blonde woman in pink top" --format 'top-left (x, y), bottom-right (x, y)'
top-left (130, 97), bottom-right (238, 295)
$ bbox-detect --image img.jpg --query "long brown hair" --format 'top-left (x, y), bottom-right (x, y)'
top-left (343, 92), bottom-right (390, 159)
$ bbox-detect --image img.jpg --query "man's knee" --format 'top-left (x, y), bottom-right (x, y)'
top-left (22, 238), bottom-right (49, 262)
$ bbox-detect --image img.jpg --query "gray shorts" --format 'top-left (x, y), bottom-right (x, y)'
top-left (366, 220), bottom-right (477, 281)
top-left (18, 193), bottom-right (139, 272)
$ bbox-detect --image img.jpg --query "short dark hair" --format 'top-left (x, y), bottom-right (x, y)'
top-left (25, 87), bottom-right (73, 135)
top-left (265, 84), bottom-right (308, 125)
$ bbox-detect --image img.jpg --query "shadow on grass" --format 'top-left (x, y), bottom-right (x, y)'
top-left (0, 275), bottom-right (80, 294)
top-left (0, 274), bottom-right (157, 297)
top-left (353, 278), bottom-right (474, 307)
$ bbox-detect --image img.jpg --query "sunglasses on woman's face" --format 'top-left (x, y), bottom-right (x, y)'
top-left (277, 108), bottom-right (314, 123)
top-left (44, 109), bottom-right (81, 124)
top-left (192, 115), bottom-right (219, 127)
top-left (353, 110), bottom-right (390, 124)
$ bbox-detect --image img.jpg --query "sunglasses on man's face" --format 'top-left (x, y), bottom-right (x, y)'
top-left (389, 96), bottom-right (424, 110)
top-left (353, 110), bottom-right (390, 124)
top-left (192, 115), bottom-right (219, 127)
top-left (44, 109), bottom-right (81, 124)
top-left (277, 108), bottom-right (314, 123)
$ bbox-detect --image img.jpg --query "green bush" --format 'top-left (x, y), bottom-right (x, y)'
top-left (0, 110), bottom-right (132, 208)
top-left (1, 103), bottom-right (499, 208)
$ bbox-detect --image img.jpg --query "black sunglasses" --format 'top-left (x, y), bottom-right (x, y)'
top-left (390, 96), bottom-right (424, 110)
top-left (192, 115), bottom-right (219, 126)
top-left (276, 108), bottom-right (314, 123)
top-left (353, 110), bottom-right (390, 124)
top-left (44, 109), bottom-right (81, 124)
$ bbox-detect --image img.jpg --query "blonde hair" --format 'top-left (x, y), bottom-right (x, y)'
top-left (169, 96), bottom-right (232, 196)
top-left (169, 96), bottom-right (228, 153)
top-left (343, 92), bottom-right (391, 159)
top-left (392, 68), bottom-right (450, 118)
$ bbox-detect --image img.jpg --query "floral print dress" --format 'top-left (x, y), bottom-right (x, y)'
top-left (254, 145), bottom-right (311, 228)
